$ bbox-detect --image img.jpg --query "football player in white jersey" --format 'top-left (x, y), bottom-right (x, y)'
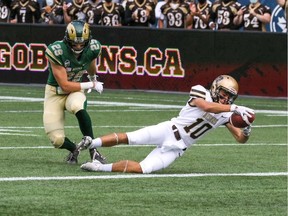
top-left (79, 75), bottom-right (254, 174)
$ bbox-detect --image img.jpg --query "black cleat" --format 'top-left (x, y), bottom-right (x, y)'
top-left (66, 136), bottom-right (92, 164)
top-left (89, 148), bottom-right (107, 164)
top-left (66, 149), bottom-right (80, 164)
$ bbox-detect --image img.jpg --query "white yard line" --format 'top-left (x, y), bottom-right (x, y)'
top-left (0, 124), bottom-right (286, 130)
top-left (0, 143), bottom-right (286, 150)
top-left (0, 172), bottom-right (287, 182)
top-left (0, 96), bottom-right (287, 114)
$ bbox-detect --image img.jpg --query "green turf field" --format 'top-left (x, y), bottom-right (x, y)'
top-left (0, 84), bottom-right (287, 216)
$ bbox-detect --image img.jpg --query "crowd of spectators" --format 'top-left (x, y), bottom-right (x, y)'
top-left (0, 0), bottom-right (284, 32)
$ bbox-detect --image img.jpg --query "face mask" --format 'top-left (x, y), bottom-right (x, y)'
top-left (250, 0), bottom-right (257, 3)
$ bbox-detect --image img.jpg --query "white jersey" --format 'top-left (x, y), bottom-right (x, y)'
top-left (171, 84), bottom-right (232, 147)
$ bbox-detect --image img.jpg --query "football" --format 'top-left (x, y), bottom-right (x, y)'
top-left (229, 113), bottom-right (255, 128)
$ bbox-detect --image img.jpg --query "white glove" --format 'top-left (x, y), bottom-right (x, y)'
top-left (242, 125), bottom-right (252, 137)
top-left (230, 104), bottom-right (254, 118)
top-left (93, 81), bottom-right (104, 94)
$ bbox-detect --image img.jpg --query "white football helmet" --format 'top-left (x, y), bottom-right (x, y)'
top-left (210, 75), bottom-right (239, 104)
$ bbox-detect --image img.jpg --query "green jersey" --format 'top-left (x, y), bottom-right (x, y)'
top-left (45, 39), bottom-right (102, 87)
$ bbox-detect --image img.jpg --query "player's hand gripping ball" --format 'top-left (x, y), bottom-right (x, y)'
top-left (230, 113), bottom-right (255, 128)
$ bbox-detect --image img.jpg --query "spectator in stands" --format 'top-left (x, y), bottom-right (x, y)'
top-left (155, 0), bottom-right (167, 28)
top-left (208, 0), bottom-right (242, 30)
top-left (83, 0), bottom-right (102, 25)
top-left (189, 0), bottom-right (212, 29)
top-left (94, 0), bottom-right (125, 26)
top-left (234, 0), bottom-right (271, 32)
top-left (40, 0), bottom-right (64, 24)
top-left (125, 0), bottom-right (156, 27)
top-left (10, 0), bottom-right (41, 23)
top-left (0, 0), bottom-right (12, 23)
top-left (63, 0), bottom-right (90, 23)
top-left (158, 0), bottom-right (191, 28)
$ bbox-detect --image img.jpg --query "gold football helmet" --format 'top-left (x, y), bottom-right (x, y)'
top-left (210, 75), bottom-right (239, 104)
top-left (64, 20), bottom-right (91, 54)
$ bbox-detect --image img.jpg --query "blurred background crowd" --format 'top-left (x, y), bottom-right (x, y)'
top-left (0, 0), bottom-right (287, 32)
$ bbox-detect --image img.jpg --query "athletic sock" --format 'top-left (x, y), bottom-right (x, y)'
top-left (90, 138), bottom-right (102, 148)
top-left (75, 109), bottom-right (94, 138)
top-left (99, 163), bottom-right (113, 172)
top-left (59, 137), bottom-right (76, 152)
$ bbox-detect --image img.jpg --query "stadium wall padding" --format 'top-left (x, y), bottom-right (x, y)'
top-left (0, 24), bottom-right (286, 97)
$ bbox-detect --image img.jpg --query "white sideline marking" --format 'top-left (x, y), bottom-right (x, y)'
top-left (0, 96), bottom-right (287, 115)
top-left (0, 133), bottom-right (39, 136)
top-left (0, 124), bottom-right (287, 130)
top-left (0, 143), bottom-right (286, 150)
top-left (0, 172), bottom-right (287, 182)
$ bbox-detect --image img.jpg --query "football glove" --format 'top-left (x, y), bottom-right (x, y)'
top-left (87, 75), bottom-right (103, 94)
top-left (93, 81), bottom-right (103, 94)
top-left (230, 104), bottom-right (254, 125)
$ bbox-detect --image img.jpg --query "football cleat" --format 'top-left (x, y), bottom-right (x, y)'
top-left (65, 136), bottom-right (92, 164)
top-left (66, 149), bottom-right (80, 164)
top-left (81, 159), bottom-right (102, 172)
top-left (77, 136), bottom-right (93, 150)
top-left (89, 148), bottom-right (107, 164)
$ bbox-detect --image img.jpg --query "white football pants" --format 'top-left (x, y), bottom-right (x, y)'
top-left (127, 121), bottom-right (186, 173)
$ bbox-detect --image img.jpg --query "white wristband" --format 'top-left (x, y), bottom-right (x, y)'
top-left (80, 82), bottom-right (94, 90)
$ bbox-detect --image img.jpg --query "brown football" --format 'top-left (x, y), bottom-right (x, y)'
top-left (230, 113), bottom-right (255, 128)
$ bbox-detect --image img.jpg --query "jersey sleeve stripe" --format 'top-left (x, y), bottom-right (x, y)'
top-left (45, 49), bottom-right (62, 65)
top-left (190, 88), bottom-right (206, 99)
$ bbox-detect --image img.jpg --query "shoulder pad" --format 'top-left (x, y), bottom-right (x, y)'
top-left (189, 85), bottom-right (207, 99)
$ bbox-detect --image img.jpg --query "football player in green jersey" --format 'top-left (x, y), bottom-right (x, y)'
top-left (43, 20), bottom-right (106, 164)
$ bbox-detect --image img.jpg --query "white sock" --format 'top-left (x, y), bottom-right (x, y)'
top-left (90, 138), bottom-right (102, 148)
top-left (99, 163), bottom-right (113, 172)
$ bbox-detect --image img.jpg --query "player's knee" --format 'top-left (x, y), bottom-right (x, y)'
top-left (48, 133), bottom-right (65, 148)
top-left (140, 159), bottom-right (163, 174)
top-left (70, 104), bottom-right (83, 114)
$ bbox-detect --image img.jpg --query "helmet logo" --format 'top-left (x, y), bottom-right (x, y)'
top-left (66, 21), bottom-right (90, 42)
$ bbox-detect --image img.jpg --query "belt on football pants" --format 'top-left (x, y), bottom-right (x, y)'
top-left (172, 125), bottom-right (181, 141)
